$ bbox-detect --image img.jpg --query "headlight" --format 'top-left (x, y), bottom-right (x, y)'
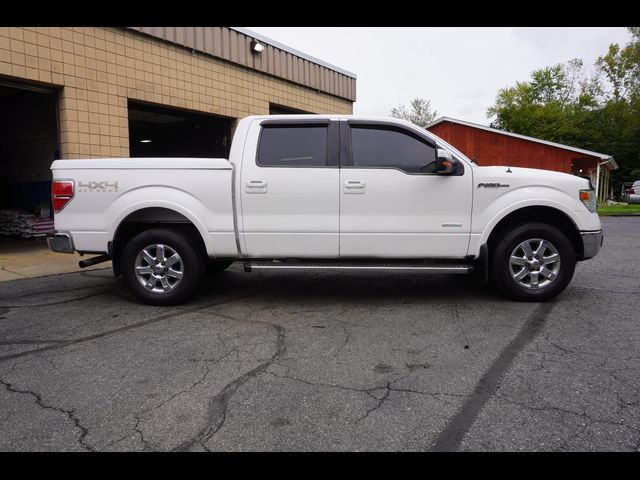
top-left (580, 189), bottom-right (596, 213)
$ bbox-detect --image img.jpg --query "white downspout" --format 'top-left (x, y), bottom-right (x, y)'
top-left (595, 158), bottom-right (612, 203)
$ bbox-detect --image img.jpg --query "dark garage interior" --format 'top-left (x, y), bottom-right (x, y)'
top-left (0, 80), bottom-right (59, 233)
top-left (128, 101), bottom-right (232, 158)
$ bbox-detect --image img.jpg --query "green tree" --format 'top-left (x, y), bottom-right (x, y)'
top-left (593, 28), bottom-right (640, 187)
top-left (487, 59), bottom-right (599, 144)
top-left (486, 28), bottom-right (640, 197)
top-left (390, 98), bottom-right (438, 127)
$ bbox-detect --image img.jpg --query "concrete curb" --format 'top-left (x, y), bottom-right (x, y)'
top-left (599, 213), bottom-right (640, 217)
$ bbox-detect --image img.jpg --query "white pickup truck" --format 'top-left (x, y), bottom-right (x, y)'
top-left (48, 115), bottom-right (603, 305)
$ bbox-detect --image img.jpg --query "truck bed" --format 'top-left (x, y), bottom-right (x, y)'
top-left (50, 158), bottom-right (237, 257)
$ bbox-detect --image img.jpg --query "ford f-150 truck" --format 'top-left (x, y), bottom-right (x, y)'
top-left (47, 115), bottom-right (603, 305)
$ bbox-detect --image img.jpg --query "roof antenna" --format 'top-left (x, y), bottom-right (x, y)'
top-left (506, 167), bottom-right (512, 173)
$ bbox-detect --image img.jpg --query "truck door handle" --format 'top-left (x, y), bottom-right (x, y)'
top-left (344, 180), bottom-right (365, 193)
top-left (344, 180), bottom-right (365, 188)
top-left (245, 180), bottom-right (267, 193)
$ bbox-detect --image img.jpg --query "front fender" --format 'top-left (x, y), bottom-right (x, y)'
top-left (474, 186), bottom-right (585, 248)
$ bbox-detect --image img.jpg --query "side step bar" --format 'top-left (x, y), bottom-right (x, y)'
top-left (243, 260), bottom-right (473, 274)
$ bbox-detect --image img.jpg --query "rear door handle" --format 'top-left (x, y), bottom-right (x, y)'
top-left (245, 180), bottom-right (267, 193)
top-left (344, 180), bottom-right (365, 194)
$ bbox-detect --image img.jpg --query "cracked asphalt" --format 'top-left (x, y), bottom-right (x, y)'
top-left (1, 217), bottom-right (639, 451)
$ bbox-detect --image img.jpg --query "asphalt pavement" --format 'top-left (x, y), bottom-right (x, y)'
top-left (0, 217), bottom-right (638, 451)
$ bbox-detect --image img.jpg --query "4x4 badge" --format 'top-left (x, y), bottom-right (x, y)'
top-left (78, 181), bottom-right (119, 192)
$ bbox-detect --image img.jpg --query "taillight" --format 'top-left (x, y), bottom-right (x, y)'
top-left (631, 188), bottom-right (636, 195)
top-left (52, 180), bottom-right (74, 213)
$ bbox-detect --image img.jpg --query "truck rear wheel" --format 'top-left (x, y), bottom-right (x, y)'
top-left (121, 228), bottom-right (204, 305)
top-left (490, 222), bottom-right (576, 301)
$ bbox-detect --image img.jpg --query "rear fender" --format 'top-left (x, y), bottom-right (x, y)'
top-left (108, 187), bottom-right (215, 256)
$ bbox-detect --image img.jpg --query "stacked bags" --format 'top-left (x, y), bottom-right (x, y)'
top-left (0, 209), bottom-right (54, 238)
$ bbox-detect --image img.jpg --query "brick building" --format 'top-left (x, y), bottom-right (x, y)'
top-left (0, 26), bottom-right (356, 213)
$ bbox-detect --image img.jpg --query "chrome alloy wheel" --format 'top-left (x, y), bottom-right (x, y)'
top-left (509, 238), bottom-right (561, 289)
top-left (134, 244), bottom-right (184, 293)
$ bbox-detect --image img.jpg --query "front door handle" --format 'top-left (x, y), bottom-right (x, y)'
top-left (246, 180), bottom-right (267, 193)
top-left (344, 180), bottom-right (365, 194)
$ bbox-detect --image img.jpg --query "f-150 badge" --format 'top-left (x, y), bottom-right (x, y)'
top-left (477, 182), bottom-right (509, 188)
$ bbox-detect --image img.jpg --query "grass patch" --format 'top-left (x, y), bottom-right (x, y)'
top-left (598, 204), bottom-right (640, 216)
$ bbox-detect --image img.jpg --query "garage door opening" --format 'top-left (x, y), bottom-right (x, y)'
top-left (0, 79), bottom-right (59, 240)
top-left (128, 101), bottom-right (232, 158)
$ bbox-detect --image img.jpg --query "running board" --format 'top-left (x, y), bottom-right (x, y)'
top-left (243, 260), bottom-right (473, 274)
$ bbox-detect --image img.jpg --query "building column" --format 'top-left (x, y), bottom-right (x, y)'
top-left (58, 85), bottom-right (129, 159)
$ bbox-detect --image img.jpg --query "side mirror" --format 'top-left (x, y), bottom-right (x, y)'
top-left (435, 149), bottom-right (457, 175)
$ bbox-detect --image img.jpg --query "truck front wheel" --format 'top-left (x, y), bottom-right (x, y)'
top-left (491, 222), bottom-right (576, 301)
top-left (121, 228), bottom-right (204, 305)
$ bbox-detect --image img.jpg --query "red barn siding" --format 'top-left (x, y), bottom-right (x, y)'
top-left (428, 121), bottom-right (600, 174)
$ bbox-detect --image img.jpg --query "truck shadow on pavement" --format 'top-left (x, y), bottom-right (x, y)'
top-left (191, 267), bottom-right (504, 306)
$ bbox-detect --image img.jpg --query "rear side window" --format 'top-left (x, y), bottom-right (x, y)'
top-left (351, 126), bottom-right (437, 174)
top-left (257, 126), bottom-right (328, 167)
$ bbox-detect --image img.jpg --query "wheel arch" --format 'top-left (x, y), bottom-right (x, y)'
top-left (485, 206), bottom-right (583, 259)
top-left (111, 206), bottom-right (208, 277)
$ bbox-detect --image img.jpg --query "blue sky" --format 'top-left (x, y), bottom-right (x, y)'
top-left (247, 27), bottom-right (632, 124)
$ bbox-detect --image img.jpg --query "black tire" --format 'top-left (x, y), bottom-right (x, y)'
top-left (121, 228), bottom-right (204, 306)
top-left (206, 259), bottom-right (234, 274)
top-left (490, 222), bottom-right (576, 302)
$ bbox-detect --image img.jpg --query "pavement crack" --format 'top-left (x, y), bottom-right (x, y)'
top-left (0, 288), bottom-right (115, 308)
top-left (0, 283), bottom-right (113, 302)
top-left (266, 370), bottom-right (465, 425)
top-left (133, 413), bottom-right (155, 452)
top-left (157, 364), bottom-right (212, 412)
top-left (151, 353), bottom-right (234, 414)
top-left (495, 393), bottom-right (590, 420)
top-left (126, 350), bottom-right (236, 451)
top-left (547, 341), bottom-right (576, 356)
top-left (357, 383), bottom-right (392, 423)
top-left (103, 434), bottom-right (129, 450)
top-left (0, 287), bottom-right (271, 364)
top-left (0, 377), bottom-right (95, 452)
top-left (0, 339), bottom-right (73, 345)
top-left (173, 320), bottom-right (286, 452)
top-left (266, 370), bottom-right (378, 395)
top-left (573, 285), bottom-right (640, 295)
top-left (495, 393), bottom-right (640, 436)
top-left (389, 386), bottom-right (466, 399)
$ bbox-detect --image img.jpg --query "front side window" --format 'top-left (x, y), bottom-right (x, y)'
top-left (351, 126), bottom-right (437, 173)
top-left (257, 126), bottom-right (327, 167)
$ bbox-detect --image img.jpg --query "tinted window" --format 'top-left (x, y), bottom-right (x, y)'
top-left (258, 126), bottom-right (327, 167)
top-left (351, 126), bottom-right (437, 173)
